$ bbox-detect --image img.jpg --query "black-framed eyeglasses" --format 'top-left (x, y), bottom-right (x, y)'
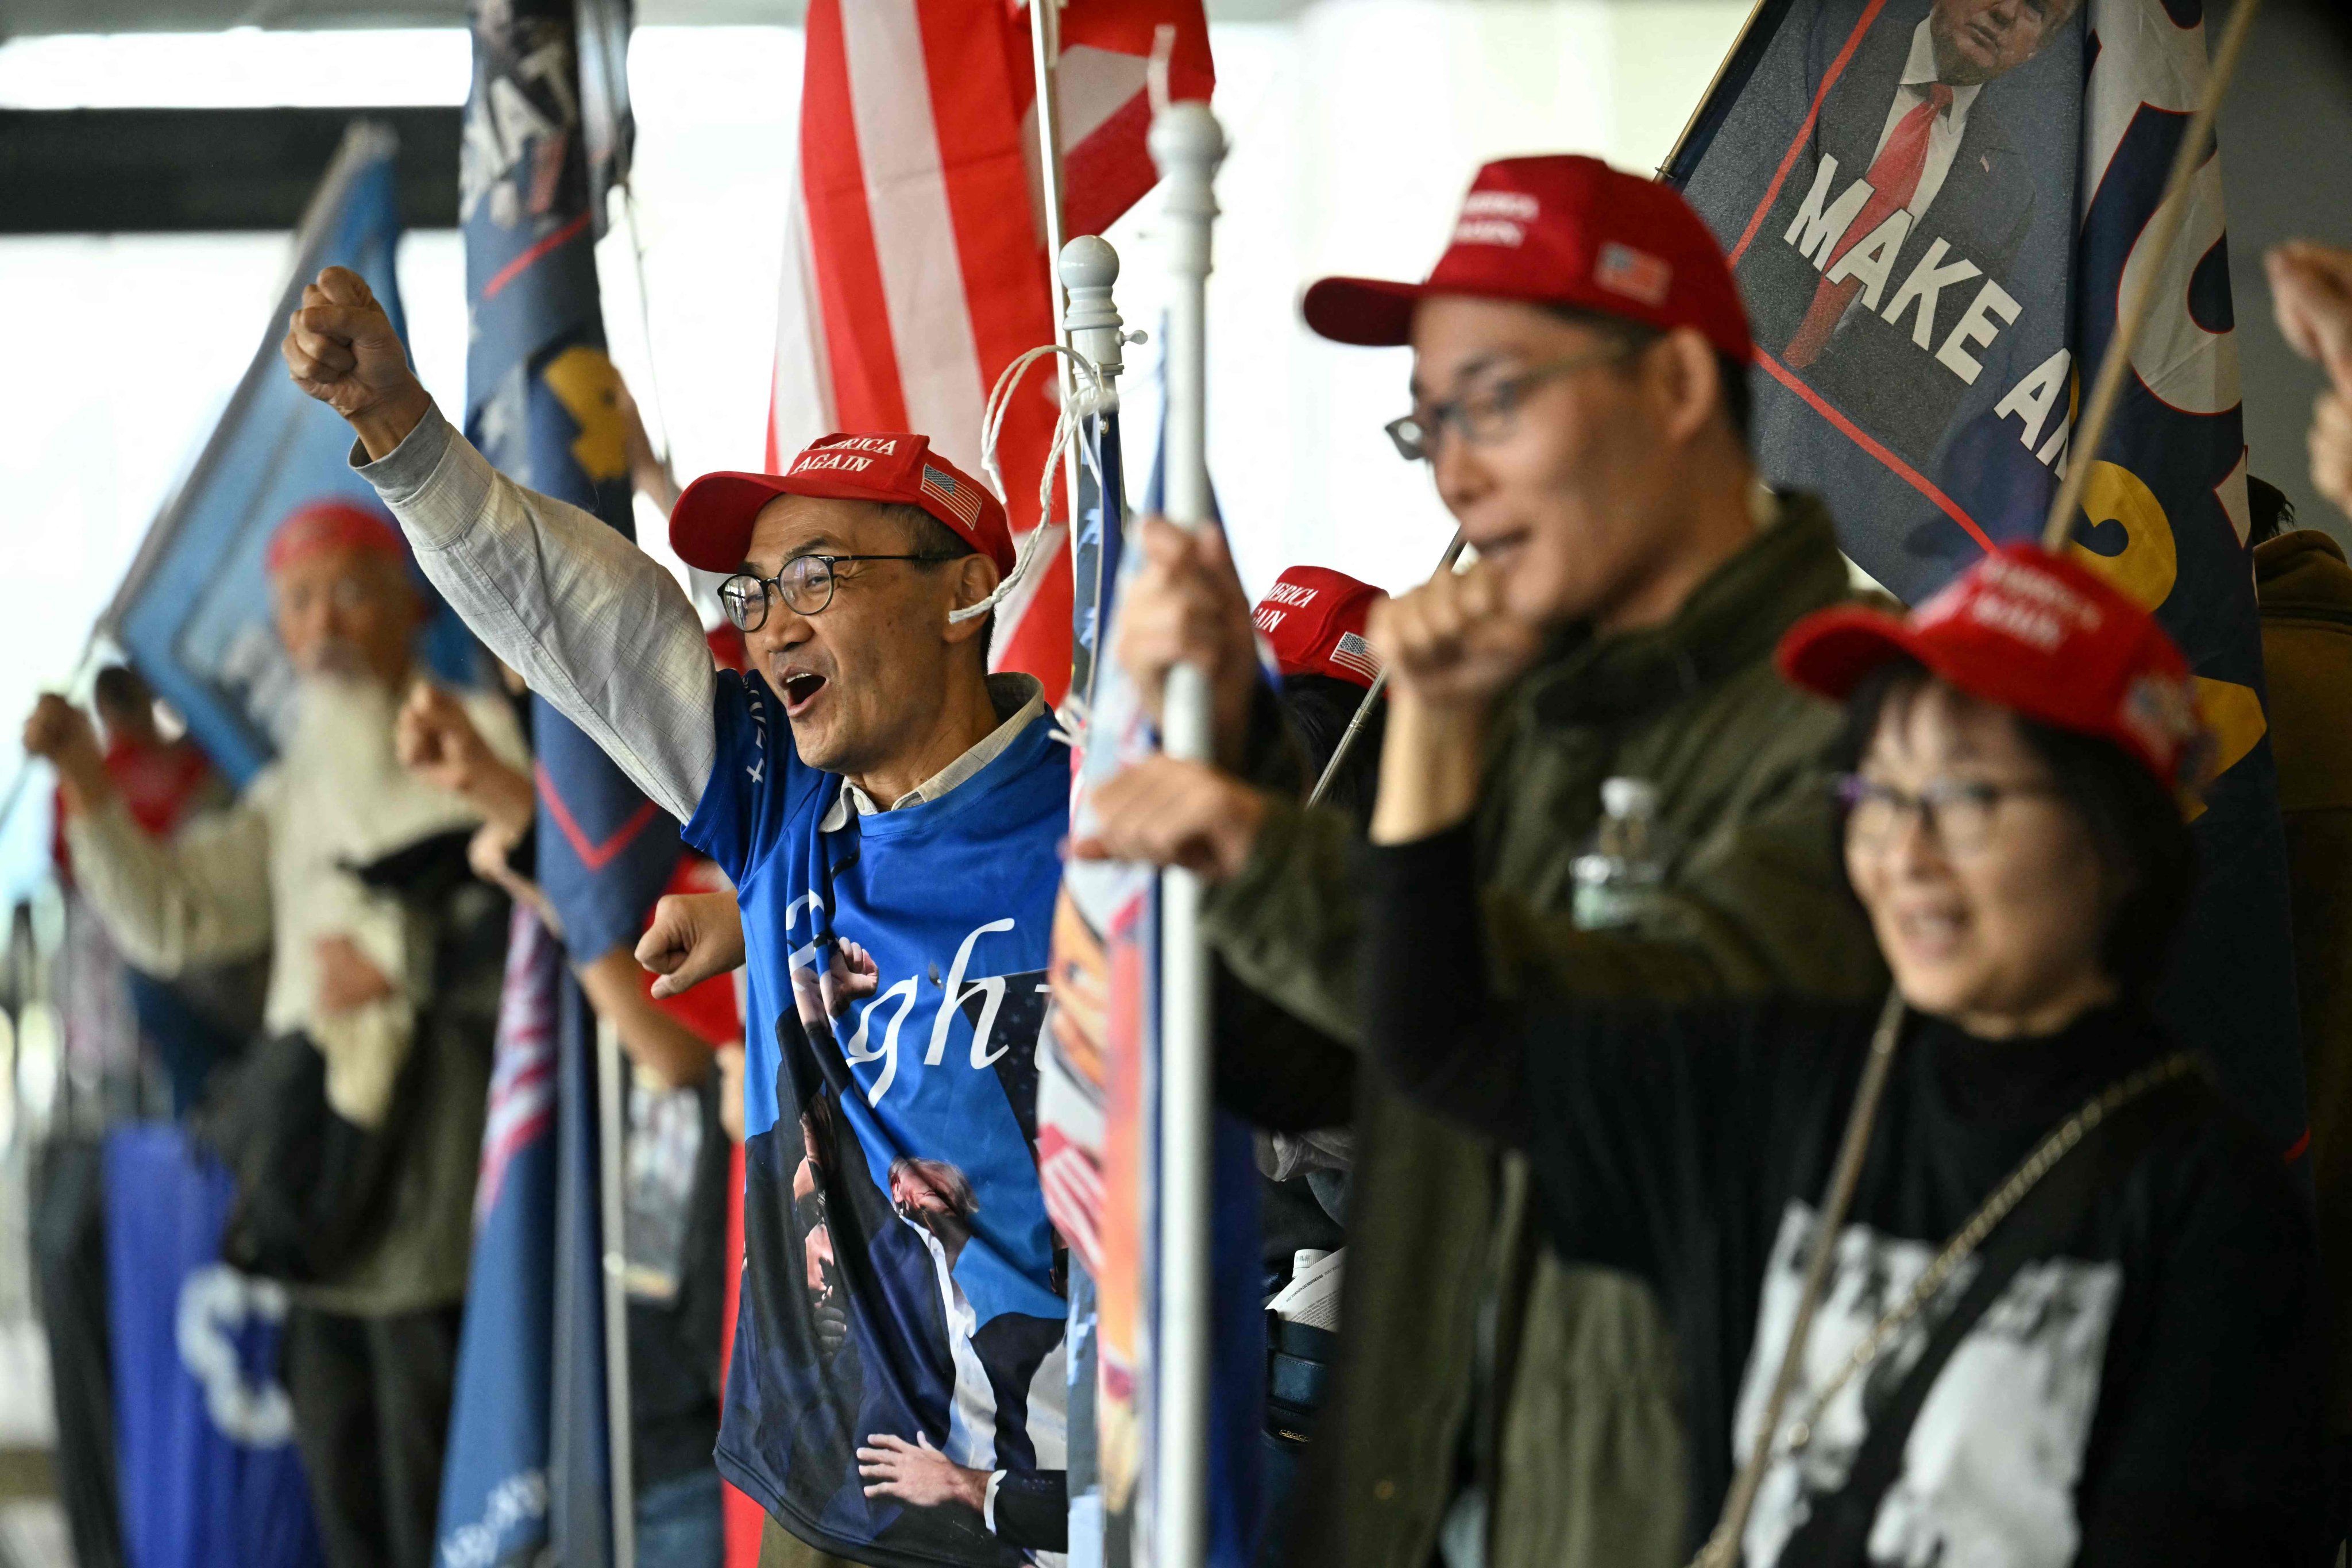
top-left (1835, 773), bottom-right (2064, 858)
top-left (718, 554), bottom-right (957, 631)
top-left (1384, 342), bottom-right (1643, 462)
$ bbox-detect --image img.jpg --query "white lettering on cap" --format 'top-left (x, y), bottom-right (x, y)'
top-left (793, 451), bottom-right (875, 475)
top-left (813, 436), bottom-right (901, 456)
top-left (1461, 191), bottom-right (1539, 221)
top-left (1262, 582), bottom-right (1320, 609)
top-left (1968, 592), bottom-right (2065, 652)
top-left (1451, 218), bottom-right (1525, 248)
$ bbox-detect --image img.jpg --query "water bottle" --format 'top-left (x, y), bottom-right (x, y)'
top-left (1573, 777), bottom-right (1670, 930)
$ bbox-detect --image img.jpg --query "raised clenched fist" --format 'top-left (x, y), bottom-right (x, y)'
top-left (281, 265), bottom-right (432, 461)
top-left (396, 680), bottom-right (495, 795)
top-left (635, 890), bottom-right (746, 1000)
top-left (22, 694), bottom-right (109, 815)
top-left (21, 693), bottom-right (95, 765)
top-left (1365, 558), bottom-right (1545, 712)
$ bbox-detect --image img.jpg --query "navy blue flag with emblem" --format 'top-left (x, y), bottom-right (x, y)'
top-left (102, 124), bottom-right (478, 786)
top-left (1670, 0), bottom-right (2305, 1151)
top-left (460, 0), bottom-right (679, 964)
top-left (442, 3), bottom-right (675, 1564)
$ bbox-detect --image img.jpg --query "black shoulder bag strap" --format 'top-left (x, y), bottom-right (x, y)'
top-left (1781, 1068), bottom-right (2217, 1566)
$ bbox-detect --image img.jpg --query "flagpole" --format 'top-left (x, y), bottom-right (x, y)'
top-left (1028, 0), bottom-right (1087, 542)
top-left (1655, 0), bottom-right (1791, 183)
top-left (1305, 530), bottom-right (1466, 809)
top-left (597, 1016), bottom-right (637, 1568)
top-left (1145, 98), bottom-right (1224, 1568)
top-left (2038, 0), bottom-right (2262, 552)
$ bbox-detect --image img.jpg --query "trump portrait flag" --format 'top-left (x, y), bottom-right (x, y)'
top-left (1671, 0), bottom-right (2305, 1151)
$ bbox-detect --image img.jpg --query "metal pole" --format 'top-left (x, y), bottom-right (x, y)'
top-left (1028, 0), bottom-right (1087, 538)
top-left (1306, 530), bottom-right (1466, 810)
top-left (2038, 0), bottom-right (2261, 552)
top-left (1145, 97), bottom-right (1225, 1568)
top-left (596, 1016), bottom-right (636, 1568)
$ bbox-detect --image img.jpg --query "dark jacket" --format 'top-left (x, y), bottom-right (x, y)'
top-left (2256, 527), bottom-right (2352, 1434)
top-left (1359, 824), bottom-right (2327, 1566)
top-left (1203, 495), bottom-right (1884, 1568)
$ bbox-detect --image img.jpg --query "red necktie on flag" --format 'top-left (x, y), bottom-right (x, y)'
top-left (1785, 82), bottom-right (1953, 369)
top-left (768, 0), bottom-right (1213, 706)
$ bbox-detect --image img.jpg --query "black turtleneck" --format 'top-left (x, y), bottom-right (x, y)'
top-left (1359, 823), bottom-right (2324, 1566)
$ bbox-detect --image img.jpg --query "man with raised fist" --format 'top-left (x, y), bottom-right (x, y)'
top-left (286, 262), bottom-right (1083, 1568)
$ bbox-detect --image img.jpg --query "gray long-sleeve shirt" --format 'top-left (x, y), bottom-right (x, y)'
top-left (355, 407), bottom-right (720, 822)
top-left (353, 408), bottom-right (1045, 826)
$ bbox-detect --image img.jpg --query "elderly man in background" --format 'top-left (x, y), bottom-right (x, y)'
top-left (22, 500), bottom-right (527, 1568)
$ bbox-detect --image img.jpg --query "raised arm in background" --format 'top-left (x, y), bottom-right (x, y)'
top-left (282, 265), bottom-right (717, 823)
top-left (24, 694), bottom-right (272, 976)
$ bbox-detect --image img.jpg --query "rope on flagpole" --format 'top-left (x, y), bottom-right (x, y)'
top-left (959, 343), bottom-right (1109, 627)
top-left (2038, 0), bottom-right (2262, 553)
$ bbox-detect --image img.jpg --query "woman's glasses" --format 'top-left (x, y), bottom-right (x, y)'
top-left (1835, 773), bottom-right (2063, 858)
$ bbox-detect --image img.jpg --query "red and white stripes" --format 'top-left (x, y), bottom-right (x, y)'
top-left (770, 0), bottom-right (1212, 706)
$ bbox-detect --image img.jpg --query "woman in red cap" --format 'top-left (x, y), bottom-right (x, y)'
top-left (1353, 543), bottom-right (2325, 1566)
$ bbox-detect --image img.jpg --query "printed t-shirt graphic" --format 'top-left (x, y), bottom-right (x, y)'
top-left (686, 667), bottom-right (1069, 1566)
top-left (1734, 1202), bottom-right (2121, 1567)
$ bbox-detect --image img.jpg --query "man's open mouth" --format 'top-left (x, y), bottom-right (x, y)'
top-left (781, 671), bottom-right (829, 713)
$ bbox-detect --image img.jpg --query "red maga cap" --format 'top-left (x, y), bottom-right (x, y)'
top-left (266, 498), bottom-right (407, 576)
top-left (670, 434), bottom-right (1014, 577)
top-left (1253, 566), bottom-right (1387, 690)
top-left (1777, 544), bottom-right (2208, 787)
top-left (1303, 155), bottom-right (1752, 364)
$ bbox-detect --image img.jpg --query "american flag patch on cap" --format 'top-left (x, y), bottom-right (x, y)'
top-left (920, 464), bottom-right (983, 528)
top-left (1330, 630), bottom-right (1382, 683)
top-left (1595, 241), bottom-right (1671, 306)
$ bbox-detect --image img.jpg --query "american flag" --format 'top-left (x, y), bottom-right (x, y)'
top-left (1595, 240), bottom-right (1673, 307)
top-left (768, 0), bottom-right (1212, 705)
top-left (1330, 629), bottom-right (1382, 685)
top-left (921, 461), bottom-right (984, 528)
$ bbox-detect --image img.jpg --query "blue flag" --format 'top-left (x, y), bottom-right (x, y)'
top-left (1671, 0), bottom-right (2304, 1148)
top-left (100, 123), bottom-right (477, 786)
top-left (455, 3), bottom-right (678, 1562)
top-left (461, 0), bottom-right (681, 966)
top-left (105, 1125), bottom-right (322, 1568)
top-left (436, 909), bottom-right (562, 1568)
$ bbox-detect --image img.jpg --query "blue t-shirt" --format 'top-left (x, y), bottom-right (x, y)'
top-left (688, 670), bottom-right (1071, 1566)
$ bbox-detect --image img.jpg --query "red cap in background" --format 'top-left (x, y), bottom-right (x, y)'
top-left (670, 434), bottom-right (1014, 577)
top-left (1253, 566), bottom-right (1387, 690)
top-left (1303, 155), bottom-right (1752, 364)
top-left (267, 498), bottom-right (407, 577)
top-left (1777, 544), bottom-right (2209, 788)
